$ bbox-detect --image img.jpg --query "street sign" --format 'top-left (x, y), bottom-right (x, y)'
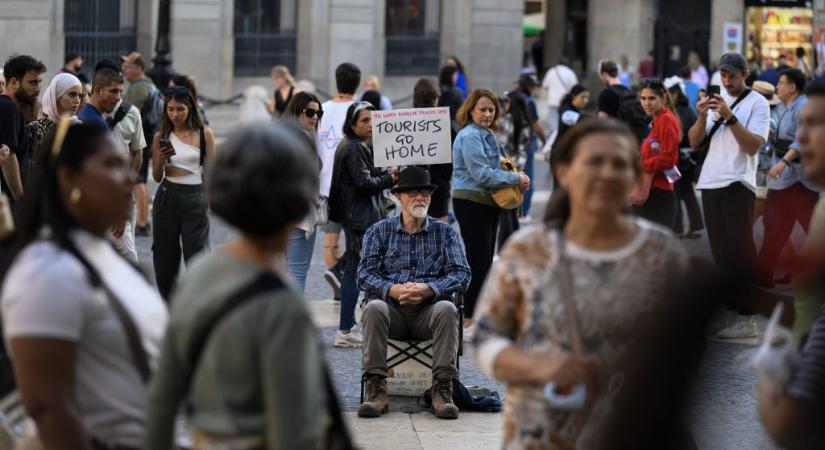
top-left (371, 107), bottom-right (452, 168)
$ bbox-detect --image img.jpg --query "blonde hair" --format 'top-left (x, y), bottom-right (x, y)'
top-left (366, 75), bottom-right (381, 91)
top-left (271, 65), bottom-right (295, 86)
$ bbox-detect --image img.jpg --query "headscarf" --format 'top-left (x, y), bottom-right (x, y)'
top-left (41, 73), bottom-right (82, 122)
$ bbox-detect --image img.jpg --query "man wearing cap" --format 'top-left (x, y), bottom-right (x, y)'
top-left (516, 73), bottom-right (545, 221)
top-left (689, 52), bottom-right (771, 339)
top-left (357, 166), bottom-right (471, 420)
top-left (757, 69), bottom-right (822, 288)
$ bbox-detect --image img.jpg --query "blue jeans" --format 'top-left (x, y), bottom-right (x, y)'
top-left (286, 227), bottom-right (316, 292)
top-left (340, 228), bottom-right (363, 331)
top-left (523, 139), bottom-right (537, 216)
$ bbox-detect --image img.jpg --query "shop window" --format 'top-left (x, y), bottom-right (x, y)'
top-left (65, 0), bottom-right (138, 76)
top-left (385, 0), bottom-right (441, 76)
top-left (746, 5), bottom-right (814, 74)
top-left (234, 0), bottom-right (297, 76)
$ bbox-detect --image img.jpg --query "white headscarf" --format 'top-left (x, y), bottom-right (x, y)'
top-left (41, 73), bottom-right (82, 122)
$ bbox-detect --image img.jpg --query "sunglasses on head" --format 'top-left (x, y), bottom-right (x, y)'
top-left (302, 107), bottom-right (323, 119)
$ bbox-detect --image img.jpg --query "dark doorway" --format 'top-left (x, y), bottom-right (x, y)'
top-left (565, 0), bottom-right (588, 76)
top-left (65, 0), bottom-right (138, 76)
top-left (654, 0), bottom-right (712, 78)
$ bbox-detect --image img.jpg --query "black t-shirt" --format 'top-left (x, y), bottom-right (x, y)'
top-left (0, 95), bottom-right (29, 196)
top-left (597, 84), bottom-right (630, 118)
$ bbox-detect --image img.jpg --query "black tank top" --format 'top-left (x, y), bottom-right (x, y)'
top-left (274, 86), bottom-right (294, 116)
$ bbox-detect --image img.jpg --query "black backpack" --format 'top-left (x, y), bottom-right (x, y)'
top-left (612, 85), bottom-right (650, 143)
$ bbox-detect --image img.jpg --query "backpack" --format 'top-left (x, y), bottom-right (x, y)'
top-left (135, 79), bottom-right (164, 139)
top-left (420, 379), bottom-right (502, 412)
top-left (611, 85), bottom-right (650, 143)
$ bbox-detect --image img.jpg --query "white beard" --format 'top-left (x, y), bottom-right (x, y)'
top-left (409, 205), bottom-right (428, 219)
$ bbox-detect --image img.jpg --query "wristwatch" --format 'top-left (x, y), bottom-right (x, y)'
top-left (725, 115), bottom-right (739, 126)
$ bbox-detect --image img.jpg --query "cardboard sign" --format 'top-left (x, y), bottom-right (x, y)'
top-left (386, 339), bottom-right (433, 396)
top-left (371, 107), bottom-right (452, 167)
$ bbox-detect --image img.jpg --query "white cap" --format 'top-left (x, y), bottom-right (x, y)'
top-left (663, 76), bottom-right (685, 94)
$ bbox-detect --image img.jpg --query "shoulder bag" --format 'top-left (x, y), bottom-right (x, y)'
top-left (491, 139), bottom-right (525, 210)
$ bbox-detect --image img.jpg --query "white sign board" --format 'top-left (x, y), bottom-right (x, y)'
top-left (723, 22), bottom-right (743, 55)
top-left (371, 107), bottom-right (452, 168)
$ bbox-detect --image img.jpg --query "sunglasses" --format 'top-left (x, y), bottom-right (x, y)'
top-left (302, 108), bottom-right (324, 119)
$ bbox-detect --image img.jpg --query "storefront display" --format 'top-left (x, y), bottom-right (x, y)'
top-left (746, 2), bottom-right (814, 73)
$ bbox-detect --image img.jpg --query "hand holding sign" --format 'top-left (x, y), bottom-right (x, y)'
top-left (371, 107), bottom-right (453, 167)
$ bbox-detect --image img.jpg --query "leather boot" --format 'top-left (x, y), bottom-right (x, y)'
top-left (431, 377), bottom-right (459, 420)
top-left (358, 375), bottom-right (389, 418)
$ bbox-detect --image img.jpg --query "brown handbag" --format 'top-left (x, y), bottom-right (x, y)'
top-left (491, 157), bottom-right (524, 210)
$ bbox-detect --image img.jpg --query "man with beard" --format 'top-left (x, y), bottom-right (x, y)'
top-left (0, 55), bottom-right (46, 202)
top-left (356, 166), bottom-right (471, 420)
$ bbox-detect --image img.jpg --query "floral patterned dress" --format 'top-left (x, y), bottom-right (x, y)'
top-left (473, 219), bottom-right (687, 450)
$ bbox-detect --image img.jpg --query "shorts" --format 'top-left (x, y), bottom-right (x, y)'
top-left (136, 147), bottom-right (151, 183)
top-left (319, 221), bottom-right (342, 234)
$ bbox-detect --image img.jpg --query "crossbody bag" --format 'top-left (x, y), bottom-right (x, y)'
top-left (694, 89), bottom-right (751, 171)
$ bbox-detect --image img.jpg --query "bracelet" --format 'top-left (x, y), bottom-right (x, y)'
top-left (781, 159), bottom-right (792, 165)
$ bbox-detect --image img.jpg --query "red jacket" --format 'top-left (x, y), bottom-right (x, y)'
top-left (640, 108), bottom-right (680, 191)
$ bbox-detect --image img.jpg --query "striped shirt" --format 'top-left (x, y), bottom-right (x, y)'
top-left (788, 306), bottom-right (825, 403)
top-left (357, 215), bottom-right (471, 302)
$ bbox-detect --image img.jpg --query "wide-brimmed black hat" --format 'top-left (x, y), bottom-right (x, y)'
top-left (391, 166), bottom-right (437, 194)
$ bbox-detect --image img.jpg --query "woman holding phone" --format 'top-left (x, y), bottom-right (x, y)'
top-left (151, 87), bottom-right (215, 300)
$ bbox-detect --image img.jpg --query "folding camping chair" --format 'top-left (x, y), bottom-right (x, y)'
top-left (360, 292), bottom-right (464, 402)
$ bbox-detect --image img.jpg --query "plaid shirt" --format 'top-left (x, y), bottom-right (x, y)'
top-left (357, 215), bottom-right (471, 302)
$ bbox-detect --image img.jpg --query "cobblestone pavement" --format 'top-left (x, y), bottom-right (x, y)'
top-left (131, 104), bottom-right (789, 449)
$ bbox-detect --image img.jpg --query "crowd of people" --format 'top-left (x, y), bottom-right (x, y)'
top-left (0, 43), bottom-right (823, 450)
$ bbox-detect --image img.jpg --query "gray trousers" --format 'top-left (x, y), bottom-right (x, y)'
top-left (361, 298), bottom-right (459, 380)
top-left (152, 179), bottom-right (210, 300)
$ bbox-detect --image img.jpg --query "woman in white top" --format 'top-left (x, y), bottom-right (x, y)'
top-left (151, 87), bottom-right (215, 299)
top-left (1, 120), bottom-right (168, 449)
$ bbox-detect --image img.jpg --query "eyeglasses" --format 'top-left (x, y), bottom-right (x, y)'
top-left (302, 108), bottom-right (324, 119)
top-left (402, 189), bottom-right (433, 197)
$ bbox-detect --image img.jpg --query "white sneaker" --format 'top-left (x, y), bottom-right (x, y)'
top-left (716, 316), bottom-right (758, 339)
top-left (463, 324), bottom-right (475, 343)
top-left (334, 327), bottom-right (363, 348)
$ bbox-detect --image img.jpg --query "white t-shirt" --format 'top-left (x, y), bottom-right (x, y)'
top-left (1, 230), bottom-right (168, 447)
top-left (696, 89), bottom-right (770, 193)
top-left (317, 100), bottom-right (353, 197)
top-left (542, 65), bottom-right (578, 107)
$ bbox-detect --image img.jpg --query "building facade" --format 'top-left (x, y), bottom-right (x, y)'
top-left (0, 0), bottom-right (524, 104)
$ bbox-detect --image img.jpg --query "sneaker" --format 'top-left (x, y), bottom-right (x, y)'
top-left (135, 224), bottom-right (151, 237)
top-left (334, 328), bottom-right (363, 348)
top-left (324, 269), bottom-right (342, 300)
top-left (716, 316), bottom-right (758, 339)
top-left (518, 214), bottom-right (533, 225)
top-left (463, 323), bottom-right (475, 343)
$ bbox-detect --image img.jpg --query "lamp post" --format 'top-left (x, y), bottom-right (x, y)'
top-left (147, 0), bottom-right (174, 89)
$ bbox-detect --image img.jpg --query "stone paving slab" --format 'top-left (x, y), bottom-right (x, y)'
top-left (343, 412), bottom-right (503, 450)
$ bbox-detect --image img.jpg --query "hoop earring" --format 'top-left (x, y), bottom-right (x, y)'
top-left (69, 187), bottom-right (82, 204)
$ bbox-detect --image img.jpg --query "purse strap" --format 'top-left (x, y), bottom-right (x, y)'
top-left (555, 234), bottom-right (584, 355)
top-left (699, 89), bottom-right (751, 148)
top-left (99, 283), bottom-right (153, 383)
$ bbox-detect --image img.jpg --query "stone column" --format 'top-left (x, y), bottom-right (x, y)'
top-left (710, 0), bottom-right (744, 65)
top-left (137, 0), bottom-right (159, 60)
top-left (587, 0), bottom-right (655, 86)
top-left (0, 0), bottom-right (60, 74)
top-left (544, 0), bottom-right (565, 70)
top-left (170, 0), bottom-right (233, 98)
top-left (297, 0), bottom-right (331, 88)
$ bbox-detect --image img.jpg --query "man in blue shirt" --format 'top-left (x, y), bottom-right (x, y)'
top-left (77, 68), bottom-right (123, 127)
top-left (679, 66), bottom-right (700, 113)
top-left (357, 167), bottom-right (471, 420)
top-left (756, 69), bottom-right (823, 288)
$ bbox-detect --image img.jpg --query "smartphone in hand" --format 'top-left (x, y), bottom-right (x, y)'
top-left (707, 85), bottom-right (720, 99)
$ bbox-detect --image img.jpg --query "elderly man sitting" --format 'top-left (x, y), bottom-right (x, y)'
top-left (357, 166), bottom-right (471, 420)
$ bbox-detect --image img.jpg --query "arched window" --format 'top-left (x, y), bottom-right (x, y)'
top-left (234, 0), bottom-right (297, 76)
top-left (385, 0), bottom-right (441, 75)
top-left (64, 0), bottom-right (138, 74)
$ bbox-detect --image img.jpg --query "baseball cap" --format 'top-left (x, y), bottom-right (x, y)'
top-left (517, 73), bottom-right (540, 87)
top-left (718, 53), bottom-right (748, 74)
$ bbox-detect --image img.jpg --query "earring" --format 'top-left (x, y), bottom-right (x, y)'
top-left (69, 187), bottom-right (82, 204)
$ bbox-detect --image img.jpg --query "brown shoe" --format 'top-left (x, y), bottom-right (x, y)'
top-left (431, 377), bottom-right (459, 420)
top-left (358, 375), bottom-right (389, 418)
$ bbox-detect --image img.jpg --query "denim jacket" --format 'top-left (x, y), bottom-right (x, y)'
top-left (451, 123), bottom-right (521, 193)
